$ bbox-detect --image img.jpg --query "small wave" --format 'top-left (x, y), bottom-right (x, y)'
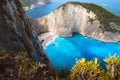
top-left (44, 36), bottom-right (58, 49)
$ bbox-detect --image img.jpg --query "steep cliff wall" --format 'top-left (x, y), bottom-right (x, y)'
top-left (0, 0), bottom-right (49, 64)
top-left (37, 2), bottom-right (120, 42)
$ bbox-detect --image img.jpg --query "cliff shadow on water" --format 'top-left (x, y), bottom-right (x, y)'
top-left (45, 32), bottom-right (120, 70)
top-left (1, 0), bottom-right (120, 79)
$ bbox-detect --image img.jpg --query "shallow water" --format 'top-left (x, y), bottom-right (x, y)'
top-left (45, 33), bottom-right (120, 70)
top-left (26, 0), bottom-right (120, 18)
top-left (26, 0), bottom-right (120, 70)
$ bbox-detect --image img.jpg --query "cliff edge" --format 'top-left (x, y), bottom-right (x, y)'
top-left (37, 2), bottom-right (120, 42)
top-left (0, 0), bottom-right (49, 64)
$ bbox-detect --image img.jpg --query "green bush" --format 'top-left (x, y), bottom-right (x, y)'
top-left (70, 58), bottom-right (110, 80)
top-left (70, 55), bottom-right (120, 80)
top-left (0, 50), bottom-right (47, 80)
top-left (104, 54), bottom-right (120, 79)
top-left (0, 50), bottom-right (120, 80)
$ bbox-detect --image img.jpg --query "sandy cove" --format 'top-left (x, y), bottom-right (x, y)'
top-left (38, 32), bottom-right (57, 47)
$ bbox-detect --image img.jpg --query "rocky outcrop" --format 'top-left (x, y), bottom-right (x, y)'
top-left (20, 0), bottom-right (51, 9)
top-left (37, 2), bottom-right (120, 42)
top-left (32, 19), bottom-right (48, 35)
top-left (0, 0), bottom-right (49, 64)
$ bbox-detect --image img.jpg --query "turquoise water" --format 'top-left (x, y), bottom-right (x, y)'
top-left (26, 0), bottom-right (120, 70)
top-left (45, 33), bottom-right (120, 70)
top-left (26, 0), bottom-right (120, 18)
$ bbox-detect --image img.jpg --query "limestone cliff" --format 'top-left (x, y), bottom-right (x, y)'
top-left (0, 0), bottom-right (49, 64)
top-left (37, 2), bottom-right (120, 42)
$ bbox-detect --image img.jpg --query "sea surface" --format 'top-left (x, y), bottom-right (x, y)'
top-left (26, 0), bottom-right (120, 70)
top-left (26, 0), bottom-right (120, 18)
top-left (45, 33), bottom-right (120, 70)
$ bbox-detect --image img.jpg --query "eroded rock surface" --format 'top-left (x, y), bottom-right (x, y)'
top-left (37, 2), bottom-right (120, 42)
top-left (0, 0), bottom-right (49, 64)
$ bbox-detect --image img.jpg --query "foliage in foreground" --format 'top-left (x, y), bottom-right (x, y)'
top-left (71, 55), bottom-right (120, 80)
top-left (0, 50), bottom-right (48, 80)
top-left (0, 50), bottom-right (120, 80)
top-left (104, 55), bottom-right (120, 79)
top-left (0, 50), bottom-right (70, 80)
top-left (70, 58), bottom-right (110, 80)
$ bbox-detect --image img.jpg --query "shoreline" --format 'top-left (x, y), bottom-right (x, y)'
top-left (38, 32), bottom-right (120, 49)
top-left (23, 1), bottom-right (52, 10)
top-left (24, 3), bottom-right (44, 10)
top-left (38, 32), bottom-right (57, 48)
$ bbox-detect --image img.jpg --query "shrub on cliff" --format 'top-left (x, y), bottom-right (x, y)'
top-left (104, 55), bottom-right (120, 79)
top-left (0, 50), bottom-right (120, 80)
top-left (70, 58), bottom-right (110, 80)
top-left (70, 55), bottom-right (120, 80)
top-left (0, 50), bottom-right (47, 80)
top-left (0, 50), bottom-right (69, 80)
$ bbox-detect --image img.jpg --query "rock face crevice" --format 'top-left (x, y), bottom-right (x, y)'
top-left (37, 2), bottom-right (120, 42)
top-left (0, 0), bottom-right (49, 64)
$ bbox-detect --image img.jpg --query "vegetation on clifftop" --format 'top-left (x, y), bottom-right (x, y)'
top-left (20, 0), bottom-right (51, 7)
top-left (0, 50), bottom-right (47, 79)
top-left (71, 56), bottom-right (120, 80)
top-left (20, 0), bottom-right (41, 7)
top-left (0, 50), bottom-right (120, 80)
top-left (59, 2), bottom-right (120, 32)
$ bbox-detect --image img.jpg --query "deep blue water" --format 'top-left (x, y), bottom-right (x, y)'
top-left (26, 0), bottom-right (120, 70)
top-left (45, 33), bottom-right (120, 70)
top-left (26, 0), bottom-right (120, 18)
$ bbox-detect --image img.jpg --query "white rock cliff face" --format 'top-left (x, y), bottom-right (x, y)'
top-left (37, 3), bottom-right (120, 42)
